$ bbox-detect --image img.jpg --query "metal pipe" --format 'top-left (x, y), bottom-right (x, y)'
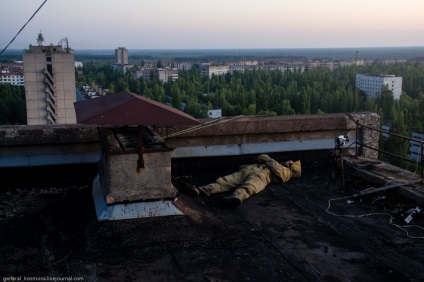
top-left (355, 120), bottom-right (359, 158)
top-left (360, 143), bottom-right (418, 164)
top-left (137, 125), bottom-right (144, 169)
top-left (421, 141), bottom-right (424, 177)
top-left (360, 123), bottom-right (419, 143)
top-left (350, 118), bottom-right (423, 173)
top-left (352, 178), bottom-right (423, 198)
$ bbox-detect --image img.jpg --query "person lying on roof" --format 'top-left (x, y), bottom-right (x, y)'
top-left (182, 154), bottom-right (301, 207)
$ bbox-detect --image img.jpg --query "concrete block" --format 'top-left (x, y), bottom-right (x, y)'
top-left (101, 150), bottom-right (176, 203)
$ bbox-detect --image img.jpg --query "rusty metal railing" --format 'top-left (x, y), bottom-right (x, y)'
top-left (349, 118), bottom-right (424, 178)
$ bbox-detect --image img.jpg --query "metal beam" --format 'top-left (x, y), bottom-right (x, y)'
top-left (352, 178), bottom-right (424, 198)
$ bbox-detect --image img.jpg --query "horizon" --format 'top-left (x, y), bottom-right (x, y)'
top-left (4, 45), bottom-right (424, 53)
top-left (4, 45), bottom-right (424, 52)
top-left (3, 46), bottom-right (424, 61)
top-left (1, 1), bottom-right (423, 50)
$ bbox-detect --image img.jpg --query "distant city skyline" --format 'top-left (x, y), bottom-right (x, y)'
top-left (1, 0), bottom-right (424, 50)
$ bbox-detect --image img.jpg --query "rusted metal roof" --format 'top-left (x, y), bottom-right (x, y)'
top-left (74, 91), bottom-right (200, 126)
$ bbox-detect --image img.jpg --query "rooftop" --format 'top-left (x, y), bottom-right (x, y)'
top-left (1, 153), bottom-right (423, 281)
top-left (0, 113), bottom-right (423, 280)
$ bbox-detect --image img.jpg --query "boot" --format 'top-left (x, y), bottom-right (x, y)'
top-left (222, 196), bottom-right (242, 208)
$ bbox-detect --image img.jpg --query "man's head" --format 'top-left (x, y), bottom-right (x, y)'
top-left (289, 160), bottom-right (301, 177)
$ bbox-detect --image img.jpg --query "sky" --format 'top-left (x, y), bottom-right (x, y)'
top-left (1, 0), bottom-right (424, 50)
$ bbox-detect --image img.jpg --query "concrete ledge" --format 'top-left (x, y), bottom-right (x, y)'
top-left (0, 124), bottom-right (99, 146)
top-left (164, 113), bottom-right (379, 158)
top-left (345, 156), bottom-right (424, 206)
top-left (0, 124), bottom-right (101, 167)
top-left (0, 113), bottom-right (380, 167)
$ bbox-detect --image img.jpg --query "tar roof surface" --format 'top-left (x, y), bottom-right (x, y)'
top-left (0, 161), bottom-right (424, 281)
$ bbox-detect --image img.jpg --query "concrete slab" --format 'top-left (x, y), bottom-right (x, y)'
top-left (344, 156), bottom-right (424, 205)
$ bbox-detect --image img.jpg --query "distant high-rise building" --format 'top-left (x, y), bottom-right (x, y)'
top-left (355, 74), bottom-right (402, 99)
top-left (115, 47), bottom-right (128, 65)
top-left (112, 47), bottom-right (132, 73)
top-left (23, 44), bottom-right (76, 125)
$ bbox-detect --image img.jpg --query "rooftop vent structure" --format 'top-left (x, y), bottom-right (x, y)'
top-left (74, 91), bottom-right (201, 220)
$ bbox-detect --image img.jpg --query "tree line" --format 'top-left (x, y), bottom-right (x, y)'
top-left (78, 62), bottom-right (424, 131)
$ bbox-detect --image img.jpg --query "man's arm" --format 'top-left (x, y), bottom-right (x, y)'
top-left (257, 154), bottom-right (293, 182)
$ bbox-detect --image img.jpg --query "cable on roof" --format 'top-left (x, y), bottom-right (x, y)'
top-left (326, 194), bottom-right (424, 239)
top-left (0, 0), bottom-right (48, 57)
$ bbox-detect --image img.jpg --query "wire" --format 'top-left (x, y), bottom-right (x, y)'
top-left (167, 115), bottom-right (244, 138)
top-left (150, 115), bottom-right (245, 145)
top-left (325, 195), bottom-right (424, 239)
top-left (0, 0), bottom-right (48, 56)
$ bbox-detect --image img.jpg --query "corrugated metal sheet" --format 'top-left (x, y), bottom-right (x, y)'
top-left (74, 91), bottom-right (200, 126)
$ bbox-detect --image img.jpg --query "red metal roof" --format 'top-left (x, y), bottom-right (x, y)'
top-left (74, 91), bottom-right (200, 126)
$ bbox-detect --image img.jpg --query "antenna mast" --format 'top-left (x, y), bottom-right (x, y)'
top-left (58, 37), bottom-right (69, 52)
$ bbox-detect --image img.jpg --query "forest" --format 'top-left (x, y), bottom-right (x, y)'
top-left (79, 62), bottom-right (424, 130)
top-left (1, 61), bottom-right (424, 169)
top-left (0, 84), bottom-right (26, 125)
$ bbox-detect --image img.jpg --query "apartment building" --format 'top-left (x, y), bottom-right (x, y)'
top-left (157, 68), bottom-right (178, 82)
top-left (207, 108), bottom-right (222, 118)
top-left (142, 61), bottom-right (157, 68)
top-left (225, 60), bottom-right (258, 66)
top-left (175, 62), bottom-right (192, 71)
top-left (74, 61), bottom-right (83, 68)
top-left (0, 64), bottom-right (24, 86)
top-left (307, 60), bottom-right (340, 70)
top-left (112, 64), bottom-right (133, 73)
top-left (23, 44), bottom-right (76, 125)
top-left (133, 68), bottom-right (153, 80)
top-left (115, 47), bottom-right (128, 65)
top-left (355, 74), bottom-right (402, 99)
top-left (228, 65), bottom-right (256, 74)
top-left (201, 65), bottom-right (230, 77)
top-left (0, 73), bottom-right (24, 86)
top-left (112, 47), bottom-right (132, 73)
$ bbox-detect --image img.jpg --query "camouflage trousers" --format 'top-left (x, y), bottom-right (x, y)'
top-left (198, 165), bottom-right (271, 202)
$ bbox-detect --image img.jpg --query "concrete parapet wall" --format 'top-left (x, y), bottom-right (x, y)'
top-left (0, 124), bottom-right (101, 167)
top-left (0, 124), bottom-right (99, 146)
top-left (162, 112), bottom-right (380, 158)
top-left (0, 112), bottom-right (380, 167)
top-left (164, 114), bottom-right (349, 146)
